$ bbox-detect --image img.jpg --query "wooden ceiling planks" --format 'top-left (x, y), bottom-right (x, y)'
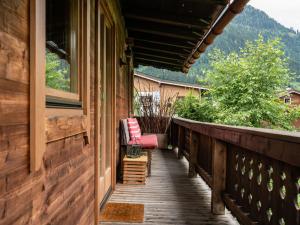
top-left (120, 0), bottom-right (248, 72)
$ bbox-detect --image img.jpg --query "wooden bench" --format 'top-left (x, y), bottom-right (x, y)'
top-left (120, 119), bottom-right (158, 177)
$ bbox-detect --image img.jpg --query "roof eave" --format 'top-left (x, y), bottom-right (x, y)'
top-left (182, 0), bottom-right (250, 73)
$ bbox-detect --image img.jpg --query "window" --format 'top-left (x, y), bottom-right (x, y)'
top-left (284, 97), bottom-right (291, 104)
top-left (30, 0), bottom-right (90, 171)
top-left (140, 96), bottom-right (153, 108)
top-left (45, 0), bottom-right (81, 107)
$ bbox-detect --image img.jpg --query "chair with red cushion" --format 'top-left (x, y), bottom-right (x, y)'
top-left (120, 118), bottom-right (158, 176)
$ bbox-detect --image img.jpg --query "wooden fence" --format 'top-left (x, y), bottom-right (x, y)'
top-left (170, 117), bottom-right (300, 225)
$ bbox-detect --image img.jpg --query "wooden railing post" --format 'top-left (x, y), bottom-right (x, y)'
top-left (188, 131), bottom-right (198, 178)
top-left (177, 126), bottom-right (184, 159)
top-left (211, 139), bottom-right (227, 215)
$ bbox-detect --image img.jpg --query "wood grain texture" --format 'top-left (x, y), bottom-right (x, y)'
top-left (173, 117), bottom-right (300, 166)
top-left (30, 0), bottom-right (46, 171)
top-left (0, 0), bottom-right (96, 224)
top-left (103, 149), bottom-right (239, 225)
top-left (171, 118), bottom-right (300, 225)
top-left (223, 194), bottom-right (256, 225)
top-left (46, 115), bottom-right (88, 143)
top-left (0, 0), bottom-right (133, 224)
top-left (211, 139), bottom-right (227, 215)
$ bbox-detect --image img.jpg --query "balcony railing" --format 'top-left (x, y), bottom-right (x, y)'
top-left (170, 117), bottom-right (300, 225)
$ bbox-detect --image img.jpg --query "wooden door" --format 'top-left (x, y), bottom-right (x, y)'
top-left (98, 8), bottom-right (115, 205)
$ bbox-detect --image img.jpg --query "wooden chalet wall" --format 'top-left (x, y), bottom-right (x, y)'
top-left (291, 93), bottom-right (300, 128)
top-left (291, 93), bottom-right (300, 105)
top-left (0, 0), bottom-right (132, 225)
top-left (134, 75), bottom-right (201, 101)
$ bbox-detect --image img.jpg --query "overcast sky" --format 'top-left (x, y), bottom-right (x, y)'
top-left (248, 0), bottom-right (300, 31)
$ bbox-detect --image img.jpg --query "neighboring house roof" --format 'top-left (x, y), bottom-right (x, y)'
top-left (134, 72), bottom-right (208, 90)
top-left (289, 90), bottom-right (300, 95)
top-left (280, 89), bottom-right (300, 98)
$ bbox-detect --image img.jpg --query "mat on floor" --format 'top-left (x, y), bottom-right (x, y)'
top-left (100, 202), bottom-right (144, 223)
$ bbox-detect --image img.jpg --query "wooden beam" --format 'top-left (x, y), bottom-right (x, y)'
top-left (173, 117), bottom-right (300, 167)
top-left (123, 9), bottom-right (213, 26)
top-left (223, 194), bottom-right (257, 225)
top-left (128, 27), bottom-right (197, 41)
top-left (177, 126), bottom-right (185, 159)
top-left (134, 42), bottom-right (193, 55)
top-left (95, 2), bottom-right (101, 222)
top-left (134, 57), bottom-right (181, 67)
top-left (82, 0), bottom-right (91, 143)
top-left (183, 49), bottom-right (192, 54)
top-left (211, 139), bottom-right (227, 215)
top-left (128, 30), bottom-right (199, 48)
top-left (125, 13), bottom-right (206, 29)
top-left (134, 60), bottom-right (181, 71)
top-left (187, 41), bottom-right (197, 46)
top-left (188, 131), bottom-right (198, 178)
top-left (196, 164), bottom-right (212, 188)
top-left (135, 52), bottom-right (181, 63)
top-left (133, 45), bottom-right (188, 57)
top-left (30, 0), bottom-right (46, 172)
top-left (174, 0), bottom-right (228, 4)
top-left (134, 38), bottom-right (192, 50)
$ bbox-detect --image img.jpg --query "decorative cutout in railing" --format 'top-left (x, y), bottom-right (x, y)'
top-left (170, 117), bottom-right (300, 225)
top-left (227, 145), bottom-right (299, 224)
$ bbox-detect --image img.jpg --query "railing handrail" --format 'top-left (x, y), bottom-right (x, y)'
top-left (170, 117), bottom-right (300, 225)
top-left (173, 116), bottom-right (300, 142)
top-left (172, 116), bottom-right (300, 167)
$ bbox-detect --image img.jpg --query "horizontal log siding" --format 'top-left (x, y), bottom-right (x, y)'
top-left (0, 0), bottom-right (132, 224)
top-left (0, 1), bottom-right (96, 224)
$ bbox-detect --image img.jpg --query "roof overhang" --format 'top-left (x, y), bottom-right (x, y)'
top-left (120, 0), bottom-right (250, 73)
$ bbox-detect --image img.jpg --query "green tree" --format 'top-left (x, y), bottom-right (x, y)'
top-left (177, 36), bottom-right (300, 131)
top-left (175, 93), bottom-right (216, 123)
top-left (136, 6), bottom-right (300, 88)
top-left (46, 50), bottom-right (70, 91)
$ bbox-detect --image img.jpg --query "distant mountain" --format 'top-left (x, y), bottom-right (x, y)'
top-left (137, 5), bottom-right (300, 89)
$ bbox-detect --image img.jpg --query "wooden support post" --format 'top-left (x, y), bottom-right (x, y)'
top-left (211, 139), bottom-right (227, 215)
top-left (177, 126), bottom-right (184, 159)
top-left (30, 0), bottom-right (46, 172)
top-left (147, 150), bottom-right (152, 176)
top-left (188, 131), bottom-right (198, 178)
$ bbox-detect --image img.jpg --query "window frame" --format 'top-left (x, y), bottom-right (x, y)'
top-left (30, 0), bottom-right (90, 172)
top-left (284, 97), bottom-right (292, 104)
top-left (45, 0), bottom-right (86, 108)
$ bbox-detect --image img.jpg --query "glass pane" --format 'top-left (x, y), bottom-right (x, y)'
top-left (46, 0), bottom-right (76, 92)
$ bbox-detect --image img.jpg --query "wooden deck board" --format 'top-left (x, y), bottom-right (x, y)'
top-left (102, 149), bottom-right (239, 225)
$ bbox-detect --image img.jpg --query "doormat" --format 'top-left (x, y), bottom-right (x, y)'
top-left (100, 202), bottom-right (144, 223)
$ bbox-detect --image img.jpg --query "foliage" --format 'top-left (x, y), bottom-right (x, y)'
top-left (46, 50), bottom-right (70, 91)
top-left (136, 66), bottom-right (199, 85)
top-left (176, 36), bottom-right (300, 131)
top-left (175, 93), bottom-right (216, 123)
top-left (133, 84), bottom-right (178, 133)
top-left (195, 5), bottom-right (300, 83)
top-left (135, 5), bottom-right (300, 89)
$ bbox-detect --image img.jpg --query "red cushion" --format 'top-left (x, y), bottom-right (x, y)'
top-left (128, 135), bottom-right (158, 149)
top-left (127, 118), bottom-right (142, 140)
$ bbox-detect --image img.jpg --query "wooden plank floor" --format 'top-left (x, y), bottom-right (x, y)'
top-left (102, 149), bottom-right (239, 225)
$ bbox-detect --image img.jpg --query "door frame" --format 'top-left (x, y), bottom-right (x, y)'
top-left (94, 0), bottom-right (117, 224)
